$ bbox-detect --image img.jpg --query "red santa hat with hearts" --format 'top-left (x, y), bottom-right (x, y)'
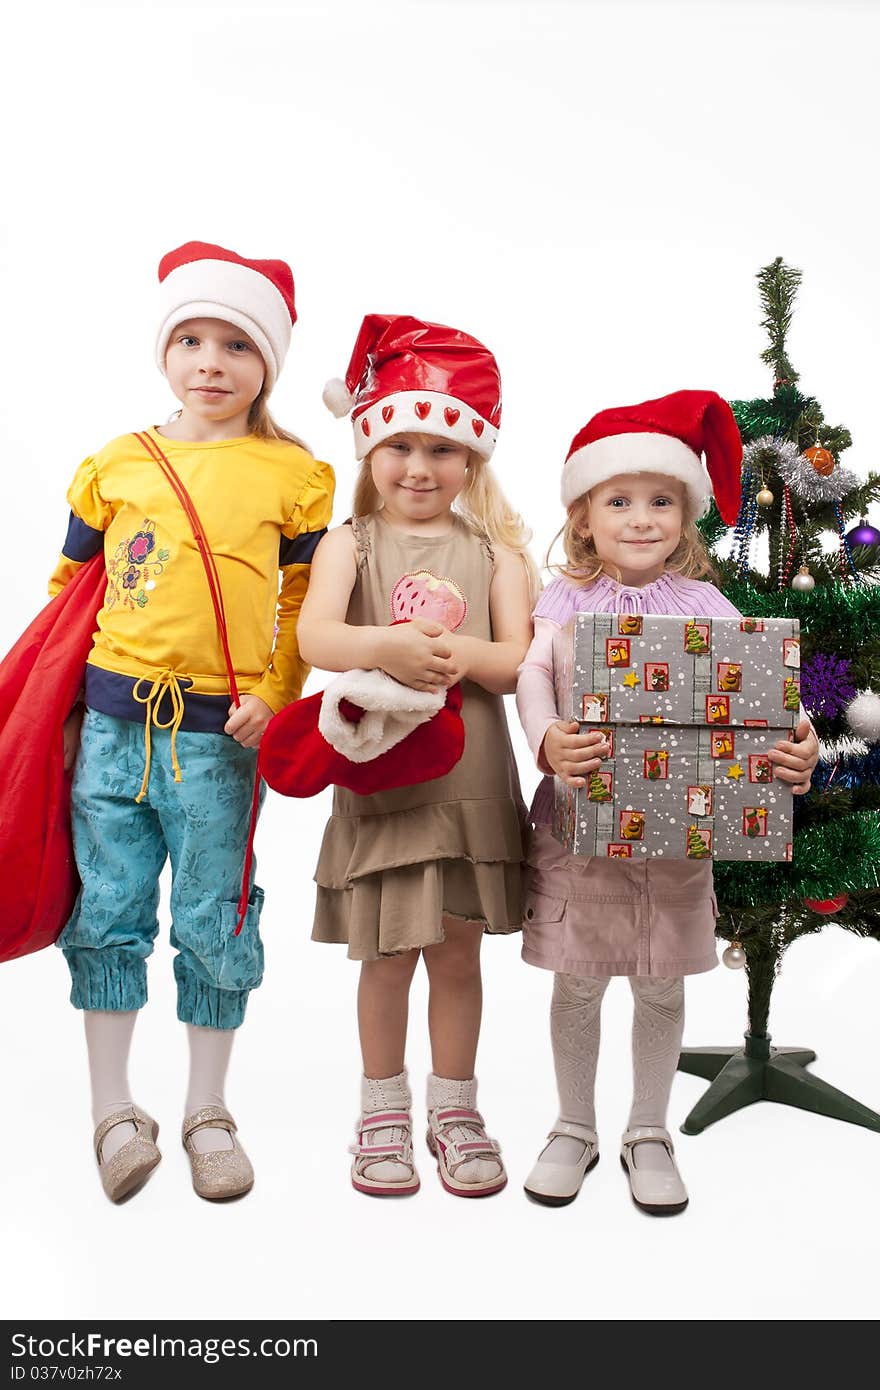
top-left (562, 390), bottom-right (743, 525)
top-left (156, 241), bottom-right (297, 391)
top-left (323, 314), bottom-right (502, 460)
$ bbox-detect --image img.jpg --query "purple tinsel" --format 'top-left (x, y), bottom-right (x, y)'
top-left (800, 652), bottom-right (858, 720)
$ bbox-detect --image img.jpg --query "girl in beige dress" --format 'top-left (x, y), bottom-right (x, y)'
top-left (297, 314), bottom-right (536, 1198)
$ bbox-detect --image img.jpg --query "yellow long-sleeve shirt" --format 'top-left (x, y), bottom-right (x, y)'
top-left (50, 428), bottom-right (335, 727)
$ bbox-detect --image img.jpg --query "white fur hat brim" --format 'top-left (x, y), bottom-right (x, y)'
top-left (351, 391), bottom-right (497, 461)
top-left (562, 432), bottom-right (712, 517)
top-left (156, 257), bottom-right (292, 390)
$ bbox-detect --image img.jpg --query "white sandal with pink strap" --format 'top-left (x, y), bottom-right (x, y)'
top-left (349, 1109), bottom-right (420, 1197)
top-left (426, 1106), bottom-right (507, 1197)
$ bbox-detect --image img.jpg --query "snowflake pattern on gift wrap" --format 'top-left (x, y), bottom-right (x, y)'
top-left (554, 612), bottom-right (799, 862)
top-left (105, 519), bottom-right (170, 612)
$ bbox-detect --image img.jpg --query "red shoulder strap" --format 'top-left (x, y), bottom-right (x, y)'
top-left (133, 430), bottom-right (259, 932)
top-left (133, 431), bottom-right (240, 707)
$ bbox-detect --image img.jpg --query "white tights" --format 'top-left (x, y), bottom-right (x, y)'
top-left (84, 1011), bottom-right (237, 1160)
top-left (546, 973), bottom-right (685, 1171)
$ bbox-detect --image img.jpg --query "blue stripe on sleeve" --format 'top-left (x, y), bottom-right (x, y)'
top-left (62, 512), bottom-right (105, 562)
top-left (279, 528), bottom-right (327, 567)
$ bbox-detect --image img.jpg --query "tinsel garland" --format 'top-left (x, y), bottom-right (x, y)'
top-left (713, 812), bottom-right (880, 908)
top-left (778, 482), bottom-right (797, 588)
top-left (741, 435), bottom-right (799, 479)
top-left (732, 465), bottom-right (758, 578)
top-left (817, 733), bottom-right (870, 761)
top-left (776, 446), bottom-right (860, 503)
top-left (800, 652), bottom-right (857, 719)
top-left (716, 579), bottom-right (880, 642)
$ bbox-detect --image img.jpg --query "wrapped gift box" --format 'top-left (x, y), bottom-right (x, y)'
top-left (551, 612), bottom-right (800, 861)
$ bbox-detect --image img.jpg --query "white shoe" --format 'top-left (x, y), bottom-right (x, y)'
top-left (524, 1120), bottom-right (599, 1207)
top-left (620, 1125), bottom-right (689, 1215)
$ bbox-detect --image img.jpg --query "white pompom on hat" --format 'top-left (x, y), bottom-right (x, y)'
top-left (155, 241), bottom-right (297, 391)
top-left (322, 377), bottom-right (356, 418)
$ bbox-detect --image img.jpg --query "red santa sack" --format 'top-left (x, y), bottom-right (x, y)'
top-left (0, 555), bottom-right (106, 963)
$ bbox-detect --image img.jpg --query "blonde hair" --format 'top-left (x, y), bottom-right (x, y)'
top-left (247, 389), bottom-right (310, 450)
top-left (353, 447), bottom-right (540, 599)
top-left (549, 488), bottom-right (719, 587)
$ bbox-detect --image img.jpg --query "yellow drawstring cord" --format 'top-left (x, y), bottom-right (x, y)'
top-left (132, 671), bottom-right (187, 802)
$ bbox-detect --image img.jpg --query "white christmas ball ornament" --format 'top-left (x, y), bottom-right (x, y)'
top-left (791, 565), bottom-right (815, 592)
top-left (722, 943), bottom-right (747, 969)
top-left (322, 377), bottom-right (355, 417)
top-left (845, 690), bottom-right (880, 742)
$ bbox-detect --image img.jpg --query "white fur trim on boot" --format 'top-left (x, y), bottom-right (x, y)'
top-left (425, 1074), bottom-right (506, 1197)
top-left (319, 668), bottom-right (444, 762)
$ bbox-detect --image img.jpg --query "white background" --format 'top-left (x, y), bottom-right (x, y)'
top-left (2, 0), bottom-right (879, 1325)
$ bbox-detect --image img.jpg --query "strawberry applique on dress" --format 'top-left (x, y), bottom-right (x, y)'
top-left (390, 571), bottom-right (467, 632)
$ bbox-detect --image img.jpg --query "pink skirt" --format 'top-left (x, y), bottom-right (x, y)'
top-left (522, 824), bottom-right (719, 978)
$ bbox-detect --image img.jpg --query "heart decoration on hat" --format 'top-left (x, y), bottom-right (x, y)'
top-left (321, 314), bottom-right (501, 461)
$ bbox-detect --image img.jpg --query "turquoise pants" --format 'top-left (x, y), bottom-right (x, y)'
top-left (59, 709), bottom-right (265, 1029)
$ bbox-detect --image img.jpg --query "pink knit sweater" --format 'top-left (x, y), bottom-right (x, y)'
top-left (516, 570), bottom-right (741, 823)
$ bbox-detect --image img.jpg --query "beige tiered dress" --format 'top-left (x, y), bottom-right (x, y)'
top-left (312, 513), bottom-right (527, 960)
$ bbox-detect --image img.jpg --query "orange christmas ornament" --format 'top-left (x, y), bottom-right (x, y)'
top-left (804, 444), bottom-right (835, 477)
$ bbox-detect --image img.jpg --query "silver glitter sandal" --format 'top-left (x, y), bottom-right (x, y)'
top-left (94, 1105), bottom-right (161, 1203)
top-left (181, 1105), bottom-right (254, 1201)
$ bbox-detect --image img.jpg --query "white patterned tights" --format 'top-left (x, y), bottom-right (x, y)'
top-left (545, 973), bottom-right (685, 1173)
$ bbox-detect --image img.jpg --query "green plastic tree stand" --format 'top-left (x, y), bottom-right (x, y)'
top-left (677, 1032), bottom-right (880, 1135)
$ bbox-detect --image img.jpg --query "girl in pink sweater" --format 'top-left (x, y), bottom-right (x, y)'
top-left (516, 391), bottom-right (819, 1214)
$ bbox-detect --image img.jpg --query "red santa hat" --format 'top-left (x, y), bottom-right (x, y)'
top-left (562, 390), bottom-right (743, 526)
top-left (322, 314), bottom-right (502, 460)
top-left (259, 667), bottom-right (464, 798)
top-left (156, 241), bottom-right (297, 391)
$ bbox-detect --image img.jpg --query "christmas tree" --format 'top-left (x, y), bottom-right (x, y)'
top-left (677, 258), bottom-right (880, 1134)
top-left (686, 824), bottom-right (710, 858)
top-left (587, 770), bottom-right (611, 801)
